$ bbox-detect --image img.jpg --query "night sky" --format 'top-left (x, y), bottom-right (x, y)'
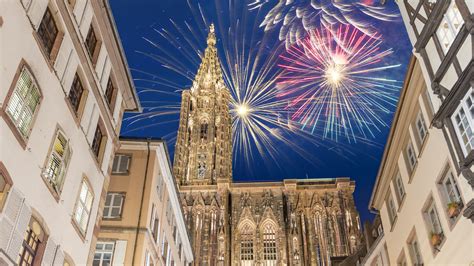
top-left (110, 0), bottom-right (413, 224)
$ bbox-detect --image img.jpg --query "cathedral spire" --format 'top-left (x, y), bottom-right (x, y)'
top-left (192, 23), bottom-right (224, 93)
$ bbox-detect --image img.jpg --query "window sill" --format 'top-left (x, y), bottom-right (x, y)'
top-left (408, 162), bottom-right (419, 184)
top-left (40, 176), bottom-right (62, 203)
top-left (397, 196), bottom-right (407, 212)
top-left (389, 215), bottom-right (398, 232)
top-left (0, 110), bottom-right (29, 150)
top-left (417, 133), bottom-right (430, 158)
top-left (71, 219), bottom-right (87, 242)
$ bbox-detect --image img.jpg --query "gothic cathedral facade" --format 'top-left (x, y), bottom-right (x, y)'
top-left (173, 25), bottom-right (362, 266)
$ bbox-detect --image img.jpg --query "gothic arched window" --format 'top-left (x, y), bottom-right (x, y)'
top-left (198, 162), bottom-right (206, 179)
top-left (263, 223), bottom-right (277, 265)
top-left (240, 223), bottom-right (254, 265)
top-left (200, 123), bottom-right (208, 141)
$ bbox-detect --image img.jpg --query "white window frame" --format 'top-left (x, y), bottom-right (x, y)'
top-left (43, 129), bottom-right (71, 194)
top-left (6, 66), bottom-right (41, 138)
top-left (394, 174), bottom-right (406, 204)
top-left (94, 241), bottom-right (115, 266)
top-left (111, 154), bottom-right (131, 174)
top-left (436, 1), bottom-right (464, 53)
top-left (415, 112), bottom-right (427, 143)
top-left (74, 179), bottom-right (94, 233)
top-left (408, 237), bottom-right (423, 266)
top-left (240, 224), bottom-right (254, 265)
top-left (262, 223), bottom-right (277, 265)
top-left (424, 200), bottom-right (444, 242)
top-left (103, 192), bottom-right (124, 219)
top-left (406, 142), bottom-right (417, 171)
top-left (441, 171), bottom-right (462, 205)
top-left (387, 193), bottom-right (397, 226)
top-left (451, 88), bottom-right (474, 156)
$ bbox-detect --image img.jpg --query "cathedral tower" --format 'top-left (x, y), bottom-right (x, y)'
top-left (173, 24), bottom-right (232, 186)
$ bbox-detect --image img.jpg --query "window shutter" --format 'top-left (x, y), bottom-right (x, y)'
top-left (112, 156), bottom-right (120, 173)
top-left (42, 237), bottom-right (58, 266)
top-left (112, 240), bottom-right (127, 266)
top-left (53, 246), bottom-right (65, 266)
top-left (6, 194), bottom-right (31, 262)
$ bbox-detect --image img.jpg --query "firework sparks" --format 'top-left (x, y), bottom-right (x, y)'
top-left (277, 25), bottom-right (402, 142)
top-left (253, 0), bottom-right (399, 48)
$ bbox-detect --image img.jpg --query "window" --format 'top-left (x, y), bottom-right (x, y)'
top-left (436, 1), bottom-right (464, 52)
top-left (386, 193), bottom-right (397, 226)
top-left (394, 174), bottom-right (406, 205)
top-left (18, 218), bottom-right (46, 266)
top-left (103, 193), bottom-right (124, 219)
top-left (73, 179), bottom-right (94, 233)
top-left (240, 223), bottom-right (254, 265)
top-left (43, 129), bottom-right (71, 194)
top-left (197, 162), bottom-right (206, 179)
top-left (68, 74), bottom-right (85, 114)
top-left (93, 242), bottom-right (114, 266)
top-left (200, 123), bottom-right (208, 140)
top-left (263, 223), bottom-right (277, 265)
top-left (440, 170), bottom-right (463, 219)
top-left (92, 123), bottom-right (104, 159)
top-left (424, 200), bottom-right (444, 248)
top-left (406, 142), bottom-right (417, 172)
top-left (6, 66), bottom-right (41, 139)
top-left (416, 112), bottom-right (427, 143)
top-left (112, 154), bottom-right (131, 174)
top-left (408, 237), bottom-right (423, 266)
top-left (397, 251), bottom-right (407, 266)
top-left (0, 164), bottom-right (12, 212)
top-left (104, 78), bottom-right (116, 111)
top-left (452, 88), bottom-right (474, 156)
top-left (37, 8), bottom-right (58, 56)
top-left (85, 25), bottom-right (98, 60)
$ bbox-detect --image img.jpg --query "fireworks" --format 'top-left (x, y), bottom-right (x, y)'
top-left (277, 25), bottom-right (402, 142)
top-left (253, 0), bottom-right (399, 48)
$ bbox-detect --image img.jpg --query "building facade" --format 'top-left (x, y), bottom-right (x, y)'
top-left (173, 25), bottom-right (362, 266)
top-left (0, 0), bottom-right (139, 265)
top-left (397, 0), bottom-right (474, 220)
top-left (369, 57), bottom-right (473, 264)
top-left (94, 138), bottom-right (193, 266)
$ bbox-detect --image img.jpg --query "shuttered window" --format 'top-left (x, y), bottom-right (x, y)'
top-left (85, 26), bottom-right (98, 60)
top-left (68, 74), bottom-right (84, 114)
top-left (74, 180), bottom-right (93, 233)
top-left (112, 154), bottom-right (131, 174)
top-left (105, 78), bottom-right (116, 111)
top-left (43, 130), bottom-right (71, 194)
top-left (103, 193), bottom-right (124, 219)
top-left (37, 8), bottom-right (58, 56)
top-left (18, 219), bottom-right (44, 266)
top-left (92, 124), bottom-right (104, 158)
top-left (6, 67), bottom-right (41, 139)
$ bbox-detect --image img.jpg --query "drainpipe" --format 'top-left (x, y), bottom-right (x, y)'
top-left (132, 139), bottom-right (151, 265)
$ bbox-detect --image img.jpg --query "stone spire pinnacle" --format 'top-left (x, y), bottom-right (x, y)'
top-left (192, 23), bottom-right (224, 93)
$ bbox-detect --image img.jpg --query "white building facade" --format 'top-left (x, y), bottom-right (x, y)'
top-left (0, 0), bottom-right (139, 265)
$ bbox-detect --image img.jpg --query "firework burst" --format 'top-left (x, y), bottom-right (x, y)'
top-left (277, 25), bottom-right (402, 142)
top-left (251, 0), bottom-right (399, 48)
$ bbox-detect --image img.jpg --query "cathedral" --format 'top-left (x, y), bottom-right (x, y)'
top-left (173, 25), bottom-right (362, 266)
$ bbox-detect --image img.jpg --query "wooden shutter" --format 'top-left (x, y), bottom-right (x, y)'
top-left (1, 188), bottom-right (31, 261)
top-left (112, 240), bottom-right (127, 266)
top-left (42, 238), bottom-right (57, 266)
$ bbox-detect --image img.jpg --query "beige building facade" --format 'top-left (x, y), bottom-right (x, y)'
top-left (0, 0), bottom-right (139, 265)
top-left (94, 138), bottom-right (193, 266)
top-left (173, 25), bottom-right (363, 266)
top-left (369, 57), bottom-right (473, 265)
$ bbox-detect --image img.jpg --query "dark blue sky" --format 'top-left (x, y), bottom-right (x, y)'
top-left (110, 0), bottom-right (412, 224)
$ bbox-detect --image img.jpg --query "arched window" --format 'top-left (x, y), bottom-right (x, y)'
top-left (19, 217), bottom-right (46, 265)
top-left (263, 223), bottom-right (277, 265)
top-left (240, 223), bottom-right (254, 265)
top-left (198, 162), bottom-right (206, 179)
top-left (200, 123), bottom-right (208, 141)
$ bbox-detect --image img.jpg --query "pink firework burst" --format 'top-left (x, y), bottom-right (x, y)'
top-left (277, 25), bottom-right (401, 142)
